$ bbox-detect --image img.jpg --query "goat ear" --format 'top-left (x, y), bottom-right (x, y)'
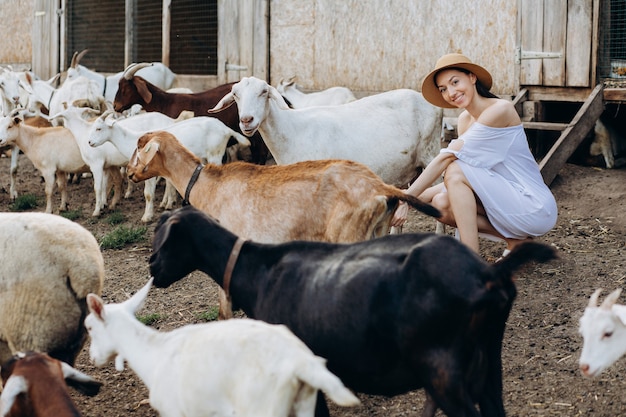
top-left (141, 140), bottom-right (161, 165)
top-left (86, 293), bottom-right (106, 321)
top-left (600, 288), bottom-right (622, 310)
top-left (135, 78), bottom-right (153, 103)
top-left (208, 92), bottom-right (235, 113)
top-left (124, 278), bottom-right (154, 314)
top-left (612, 304), bottom-right (626, 326)
top-left (0, 375), bottom-right (28, 414)
top-left (269, 87), bottom-right (290, 110)
top-left (588, 288), bottom-right (603, 307)
top-left (61, 362), bottom-right (102, 396)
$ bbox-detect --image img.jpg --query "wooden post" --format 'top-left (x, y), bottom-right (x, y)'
top-left (539, 84), bottom-right (605, 185)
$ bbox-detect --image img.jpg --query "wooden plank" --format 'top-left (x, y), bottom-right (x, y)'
top-left (251, 0), bottom-right (269, 80)
top-left (512, 88), bottom-right (528, 116)
top-left (520, 0), bottom-right (544, 85)
top-left (526, 86), bottom-right (593, 102)
top-left (603, 88), bottom-right (626, 102)
top-left (32, 0), bottom-right (59, 79)
top-left (239, 0), bottom-right (254, 78)
top-left (566, 0), bottom-right (592, 87)
top-left (543, 0), bottom-right (566, 86)
top-left (523, 122), bottom-right (569, 131)
top-left (161, 0), bottom-right (171, 66)
top-left (539, 84), bottom-right (604, 185)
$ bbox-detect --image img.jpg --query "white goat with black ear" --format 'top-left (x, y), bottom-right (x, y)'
top-left (85, 279), bottom-right (360, 417)
top-left (579, 288), bottom-right (626, 377)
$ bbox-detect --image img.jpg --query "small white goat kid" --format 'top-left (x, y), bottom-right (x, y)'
top-left (85, 279), bottom-right (360, 417)
top-left (579, 288), bottom-right (626, 377)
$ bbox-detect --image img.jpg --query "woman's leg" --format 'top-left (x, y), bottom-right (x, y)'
top-left (443, 162), bottom-right (480, 252)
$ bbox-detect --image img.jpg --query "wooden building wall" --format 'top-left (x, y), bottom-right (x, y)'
top-left (269, 0), bottom-right (519, 97)
top-left (0, 0), bottom-right (34, 70)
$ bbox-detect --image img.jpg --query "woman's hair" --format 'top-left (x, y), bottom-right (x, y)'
top-left (439, 67), bottom-right (499, 99)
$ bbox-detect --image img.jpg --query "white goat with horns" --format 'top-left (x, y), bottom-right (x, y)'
top-left (85, 279), bottom-right (360, 417)
top-left (579, 288), bottom-right (626, 377)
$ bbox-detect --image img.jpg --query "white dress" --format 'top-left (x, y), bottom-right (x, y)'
top-left (440, 122), bottom-right (558, 239)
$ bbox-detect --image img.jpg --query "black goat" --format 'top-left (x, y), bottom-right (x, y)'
top-left (149, 205), bottom-right (557, 417)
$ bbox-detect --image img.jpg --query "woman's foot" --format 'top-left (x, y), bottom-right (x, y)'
top-left (496, 237), bottom-right (534, 262)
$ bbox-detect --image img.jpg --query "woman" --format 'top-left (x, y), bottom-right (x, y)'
top-left (392, 53), bottom-right (557, 257)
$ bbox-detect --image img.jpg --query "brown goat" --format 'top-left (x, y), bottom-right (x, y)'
top-left (0, 351), bottom-right (101, 417)
top-left (113, 71), bottom-right (269, 165)
top-left (127, 130), bottom-right (440, 319)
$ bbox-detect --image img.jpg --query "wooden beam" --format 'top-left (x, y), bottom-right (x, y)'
top-left (539, 84), bottom-right (604, 186)
top-left (523, 121), bottom-right (569, 131)
top-left (512, 88), bottom-right (528, 116)
top-left (603, 88), bottom-right (626, 102)
top-left (526, 86), bottom-right (594, 102)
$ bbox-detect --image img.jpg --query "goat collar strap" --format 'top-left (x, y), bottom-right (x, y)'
top-left (102, 77), bottom-right (108, 97)
top-left (223, 237), bottom-right (246, 297)
top-left (182, 163), bottom-right (204, 206)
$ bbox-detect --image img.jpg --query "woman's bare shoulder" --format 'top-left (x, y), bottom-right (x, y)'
top-left (479, 99), bottom-right (521, 127)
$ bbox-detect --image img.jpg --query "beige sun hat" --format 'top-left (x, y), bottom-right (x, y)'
top-left (421, 53), bottom-right (493, 109)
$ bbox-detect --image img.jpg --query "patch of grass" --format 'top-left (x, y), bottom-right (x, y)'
top-left (60, 209), bottom-right (82, 221)
top-left (9, 194), bottom-right (38, 211)
top-left (196, 307), bottom-right (219, 322)
top-left (99, 225), bottom-right (147, 249)
top-left (106, 211), bottom-right (126, 225)
top-left (136, 313), bottom-right (163, 326)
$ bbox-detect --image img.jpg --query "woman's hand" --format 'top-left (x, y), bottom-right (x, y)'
top-left (391, 201), bottom-right (409, 227)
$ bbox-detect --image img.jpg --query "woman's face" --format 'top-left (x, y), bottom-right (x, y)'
top-left (435, 68), bottom-right (477, 108)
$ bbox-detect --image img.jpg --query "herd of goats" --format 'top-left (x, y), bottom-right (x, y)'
top-left (0, 51), bottom-right (625, 417)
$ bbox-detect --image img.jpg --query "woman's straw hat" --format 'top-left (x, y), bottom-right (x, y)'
top-left (421, 53), bottom-right (493, 108)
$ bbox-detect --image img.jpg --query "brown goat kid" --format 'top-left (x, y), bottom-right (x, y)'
top-left (128, 131), bottom-right (440, 319)
top-left (0, 351), bottom-right (101, 417)
top-left (113, 65), bottom-right (268, 164)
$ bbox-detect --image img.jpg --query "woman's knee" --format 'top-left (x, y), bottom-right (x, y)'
top-left (443, 162), bottom-right (467, 186)
top-left (432, 193), bottom-right (454, 224)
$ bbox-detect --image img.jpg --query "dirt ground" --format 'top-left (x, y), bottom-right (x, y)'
top-left (1, 154), bottom-right (625, 417)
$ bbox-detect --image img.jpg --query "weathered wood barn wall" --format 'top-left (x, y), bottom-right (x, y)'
top-left (269, 0), bottom-right (519, 97)
top-left (0, 0), bottom-right (545, 97)
top-left (0, 0), bottom-right (34, 70)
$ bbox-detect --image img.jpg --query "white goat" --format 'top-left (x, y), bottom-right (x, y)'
top-left (66, 50), bottom-right (176, 102)
top-left (579, 288), bottom-right (626, 377)
top-left (0, 109), bottom-right (89, 213)
top-left (0, 68), bottom-right (24, 200)
top-left (276, 76), bottom-right (356, 107)
top-left (210, 76), bottom-right (443, 187)
top-left (89, 114), bottom-right (250, 221)
top-left (50, 106), bottom-right (126, 217)
top-left (85, 279), bottom-right (360, 417)
top-left (19, 72), bottom-right (106, 125)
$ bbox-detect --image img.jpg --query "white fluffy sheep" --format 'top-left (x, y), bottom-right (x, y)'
top-left (0, 212), bottom-right (104, 366)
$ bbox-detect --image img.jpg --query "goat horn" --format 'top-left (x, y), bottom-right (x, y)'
top-left (70, 49), bottom-right (89, 68)
top-left (123, 62), bottom-right (153, 80)
top-left (600, 288), bottom-right (622, 310)
top-left (588, 288), bottom-right (603, 307)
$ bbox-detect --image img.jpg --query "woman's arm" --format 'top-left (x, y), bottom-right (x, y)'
top-left (391, 149), bottom-right (459, 227)
top-left (405, 145), bottom-right (460, 198)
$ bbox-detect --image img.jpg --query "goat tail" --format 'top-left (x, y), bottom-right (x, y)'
top-left (395, 194), bottom-right (441, 219)
top-left (491, 241), bottom-right (558, 278)
top-left (296, 358), bottom-right (360, 407)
